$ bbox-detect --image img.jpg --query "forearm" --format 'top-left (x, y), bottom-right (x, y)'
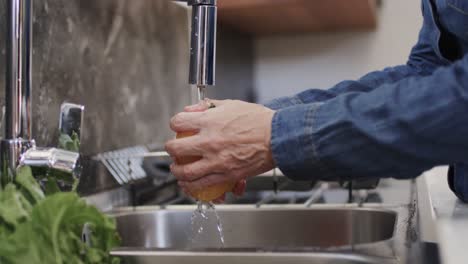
top-left (271, 55), bottom-right (468, 181)
top-left (266, 64), bottom-right (436, 111)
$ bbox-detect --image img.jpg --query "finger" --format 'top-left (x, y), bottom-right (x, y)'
top-left (185, 98), bottom-right (223, 112)
top-left (232, 180), bottom-right (246, 196)
top-left (178, 174), bottom-right (229, 192)
top-left (184, 102), bottom-right (209, 112)
top-left (207, 99), bottom-right (226, 107)
top-left (212, 194), bottom-right (226, 204)
top-left (170, 159), bottom-right (220, 181)
top-left (170, 112), bottom-right (204, 132)
top-left (207, 99), bottom-right (225, 104)
top-left (165, 136), bottom-right (203, 157)
top-left (178, 182), bottom-right (192, 196)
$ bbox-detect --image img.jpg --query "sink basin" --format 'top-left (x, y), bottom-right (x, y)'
top-left (111, 206), bottom-right (397, 264)
top-left (114, 206), bottom-right (395, 248)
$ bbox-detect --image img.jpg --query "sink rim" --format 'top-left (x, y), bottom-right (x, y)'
top-left (109, 203), bottom-right (400, 217)
top-left (110, 248), bottom-right (396, 264)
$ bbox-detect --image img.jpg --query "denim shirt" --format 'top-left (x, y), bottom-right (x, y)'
top-left (265, 0), bottom-right (468, 202)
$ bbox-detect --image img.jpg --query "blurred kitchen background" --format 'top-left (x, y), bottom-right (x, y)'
top-left (0, 0), bottom-right (422, 194)
top-left (253, 0), bottom-right (421, 103)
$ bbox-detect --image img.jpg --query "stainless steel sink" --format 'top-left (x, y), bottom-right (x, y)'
top-left (111, 205), bottom-right (399, 264)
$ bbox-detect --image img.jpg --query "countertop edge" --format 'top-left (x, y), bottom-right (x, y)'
top-left (419, 166), bottom-right (468, 264)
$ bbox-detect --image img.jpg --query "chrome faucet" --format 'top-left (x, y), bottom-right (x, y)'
top-left (1, 0), bottom-right (83, 188)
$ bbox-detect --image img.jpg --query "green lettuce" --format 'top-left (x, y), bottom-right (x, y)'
top-left (0, 191), bottom-right (120, 264)
top-left (0, 139), bottom-right (121, 263)
top-left (58, 132), bottom-right (81, 153)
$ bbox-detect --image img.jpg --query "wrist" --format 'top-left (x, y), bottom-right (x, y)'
top-left (264, 108), bottom-right (276, 169)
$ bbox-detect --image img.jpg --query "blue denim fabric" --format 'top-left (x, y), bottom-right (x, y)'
top-left (266, 0), bottom-right (468, 202)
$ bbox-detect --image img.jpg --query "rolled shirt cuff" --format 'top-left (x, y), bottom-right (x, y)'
top-left (270, 102), bottom-right (334, 181)
top-left (264, 95), bottom-right (303, 110)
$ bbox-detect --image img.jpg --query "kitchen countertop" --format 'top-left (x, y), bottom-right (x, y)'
top-left (419, 166), bottom-right (468, 264)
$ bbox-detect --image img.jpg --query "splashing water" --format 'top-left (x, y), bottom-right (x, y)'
top-left (212, 204), bottom-right (226, 245)
top-left (187, 87), bottom-right (226, 247)
top-left (189, 201), bottom-right (226, 247)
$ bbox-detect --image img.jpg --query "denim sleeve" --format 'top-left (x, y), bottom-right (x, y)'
top-left (265, 0), bottom-right (444, 111)
top-left (448, 164), bottom-right (468, 202)
top-left (271, 54), bottom-right (468, 182)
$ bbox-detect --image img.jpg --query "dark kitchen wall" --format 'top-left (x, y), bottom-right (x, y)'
top-left (0, 0), bottom-right (255, 156)
top-left (0, 0), bottom-right (191, 155)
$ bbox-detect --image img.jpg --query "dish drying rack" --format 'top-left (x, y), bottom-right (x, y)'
top-left (91, 146), bottom-right (379, 208)
top-left (93, 145), bottom-right (171, 185)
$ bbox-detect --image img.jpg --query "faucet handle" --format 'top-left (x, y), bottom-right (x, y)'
top-left (59, 103), bottom-right (85, 152)
top-left (20, 148), bottom-right (80, 174)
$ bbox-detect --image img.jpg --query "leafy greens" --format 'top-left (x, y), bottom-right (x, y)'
top-left (0, 133), bottom-right (121, 264)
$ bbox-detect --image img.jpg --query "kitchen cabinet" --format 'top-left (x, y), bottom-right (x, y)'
top-left (217, 0), bottom-right (378, 35)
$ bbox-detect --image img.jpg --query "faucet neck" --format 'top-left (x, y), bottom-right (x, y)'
top-left (5, 0), bottom-right (33, 140)
top-left (1, 0), bottom-right (34, 186)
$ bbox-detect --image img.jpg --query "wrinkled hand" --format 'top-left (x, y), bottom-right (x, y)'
top-left (166, 99), bottom-right (276, 199)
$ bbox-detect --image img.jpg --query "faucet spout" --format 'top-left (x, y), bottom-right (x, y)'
top-left (188, 1), bottom-right (217, 87)
top-left (175, 0), bottom-right (217, 87)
